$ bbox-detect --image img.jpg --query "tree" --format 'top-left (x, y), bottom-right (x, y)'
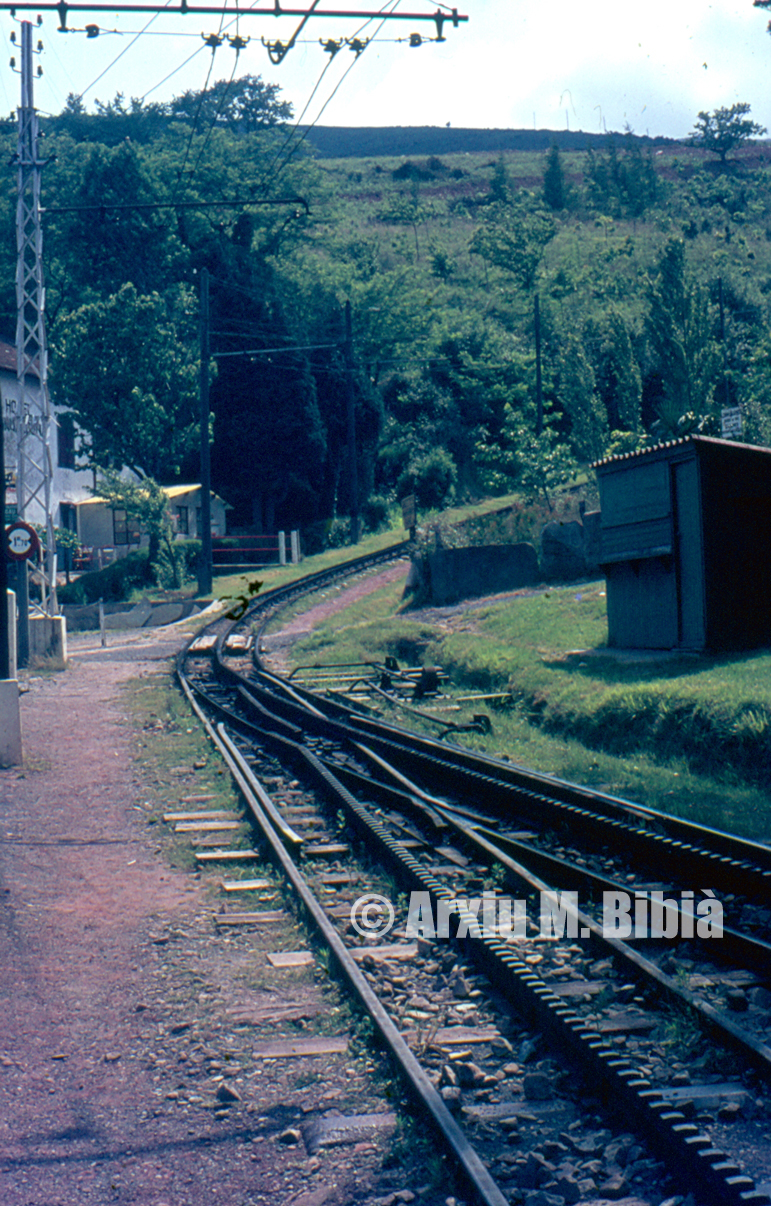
top-left (477, 404), bottom-right (576, 509)
top-left (558, 338), bottom-right (608, 462)
top-left (52, 283), bottom-right (200, 480)
top-left (543, 145), bottom-right (566, 211)
top-left (687, 103), bottom-right (766, 165)
top-left (584, 310), bottom-right (642, 432)
top-left (585, 134), bottom-right (658, 218)
top-left (645, 239), bottom-right (720, 434)
top-left (95, 471), bottom-right (182, 586)
top-left (169, 76), bottom-right (292, 132)
top-left (470, 194), bottom-right (556, 291)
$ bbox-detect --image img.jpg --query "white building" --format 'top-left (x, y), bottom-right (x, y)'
top-left (1, 339), bottom-right (231, 570)
top-left (75, 484), bottom-right (231, 570)
top-left (1, 338), bottom-right (94, 532)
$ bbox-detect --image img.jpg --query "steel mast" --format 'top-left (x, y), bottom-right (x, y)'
top-left (14, 18), bottom-right (56, 629)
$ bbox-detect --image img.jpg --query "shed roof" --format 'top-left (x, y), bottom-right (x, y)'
top-left (592, 434), bottom-right (771, 470)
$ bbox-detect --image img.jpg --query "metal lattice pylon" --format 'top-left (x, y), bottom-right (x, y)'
top-left (14, 19), bottom-right (56, 612)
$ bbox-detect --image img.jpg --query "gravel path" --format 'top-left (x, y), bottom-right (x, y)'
top-left (0, 626), bottom-right (428, 1206)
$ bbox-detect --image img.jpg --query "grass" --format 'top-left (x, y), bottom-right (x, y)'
top-left (278, 573), bottom-right (771, 845)
top-left (124, 673), bottom-right (245, 873)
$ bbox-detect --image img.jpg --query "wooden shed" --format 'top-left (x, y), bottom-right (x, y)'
top-left (594, 436), bottom-right (771, 650)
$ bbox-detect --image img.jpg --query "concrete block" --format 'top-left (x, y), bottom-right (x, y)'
top-left (28, 615), bottom-right (68, 664)
top-left (0, 679), bottom-right (22, 766)
top-left (105, 599), bottom-right (153, 629)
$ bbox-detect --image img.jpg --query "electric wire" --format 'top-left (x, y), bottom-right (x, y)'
top-left (258, 0), bottom-right (402, 196)
top-left (139, 41), bottom-right (209, 100)
top-left (78, 5), bottom-right (169, 101)
top-left (184, 43), bottom-right (241, 190)
top-left (171, 15), bottom-right (225, 201)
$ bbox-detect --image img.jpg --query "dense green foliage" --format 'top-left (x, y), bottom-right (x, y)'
top-left (687, 104), bottom-right (767, 164)
top-left (13, 86), bottom-right (771, 538)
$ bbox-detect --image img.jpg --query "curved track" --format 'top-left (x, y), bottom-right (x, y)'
top-left (177, 546), bottom-right (771, 1206)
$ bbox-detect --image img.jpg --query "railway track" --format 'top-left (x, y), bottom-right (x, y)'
top-left (175, 545), bottom-right (771, 1206)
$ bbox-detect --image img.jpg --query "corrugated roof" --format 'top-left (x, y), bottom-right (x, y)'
top-left (592, 433), bottom-right (771, 469)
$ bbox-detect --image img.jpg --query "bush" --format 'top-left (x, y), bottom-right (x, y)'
top-left (397, 448), bottom-right (457, 510)
top-left (300, 517), bottom-right (352, 555)
top-left (325, 517), bottom-right (352, 548)
top-left (361, 494), bottom-right (390, 533)
top-left (59, 550), bottom-right (154, 605)
top-left (154, 539), bottom-right (202, 589)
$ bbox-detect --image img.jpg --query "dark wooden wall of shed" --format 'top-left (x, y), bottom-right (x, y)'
top-left (698, 442), bottom-right (771, 649)
top-left (605, 557), bottom-right (679, 648)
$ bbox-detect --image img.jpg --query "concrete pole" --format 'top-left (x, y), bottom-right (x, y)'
top-left (198, 268), bottom-right (213, 596)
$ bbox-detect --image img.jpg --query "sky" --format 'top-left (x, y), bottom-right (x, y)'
top-left (0, 1), bottom-right (769, 141)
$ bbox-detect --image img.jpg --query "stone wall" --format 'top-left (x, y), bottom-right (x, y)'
top-left (424, 543), bottom-right (540, 606)
top-left (407, 511), bottom-right (603, 606)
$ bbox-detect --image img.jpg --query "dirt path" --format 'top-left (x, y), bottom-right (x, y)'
top-left (0, 625), bottom-right (428, 1206)
top-left (260, 561), bottom-right (409, 675)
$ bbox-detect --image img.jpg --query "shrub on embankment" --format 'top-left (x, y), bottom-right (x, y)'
top-left (59, 541), bottom-right (203, 605)
top-left (434, 621), bottom-right (771, 791)
top-left (59, 551), bottom-right (154, 604)
top-left (515, 681), bottom-right (771, 789)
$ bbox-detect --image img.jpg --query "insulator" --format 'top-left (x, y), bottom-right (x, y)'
top-left (9, 31), bottom-right (15, 43)
top-left (202, 32), bottom-right (223, 47)
top-left (228, 34), bottom-right (249, 51)
top-left (37, 64), bottom-right (42, 75)
top-left (346, 37), bottom-right (369, 56)
top-left (261, 36), bottom-right (291, 64)
top-left (320, 38), bottom-right (342, 57)
top-left (85, 24), bottom-right (99, 38)
top-left (36, 39), bottom-right (43, 50)
top-left (9, 56), bottom-right (15, 68)
top-left (409, 33), bottom-right (422, 47)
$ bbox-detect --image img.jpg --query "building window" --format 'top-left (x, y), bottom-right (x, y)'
top-left (59, 502), bottom-right (77, 532)
top-left (174, 505), bottom-right (189, 535)
top-left (113, 508), bottom-right (141, 546)
top-left (57, 413), bottom-right (76, 470)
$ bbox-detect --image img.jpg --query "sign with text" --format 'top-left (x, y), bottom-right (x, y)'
top-left (401, 494), bottom-right (416, 530)
top-left (721, 407), bottom-right (743, 439)
top-left (4, 520), bottom-right (40, 562)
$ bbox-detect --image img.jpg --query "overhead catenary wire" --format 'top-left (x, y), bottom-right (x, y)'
top-left (258, 0), bottom-right (402, 194)
top-left (77, 3), bottom-right (169, 100)
top-left (171, 13), bottom-right (225, 200)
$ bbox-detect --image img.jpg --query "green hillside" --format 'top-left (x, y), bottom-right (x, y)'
top-left (9, 86), bottom-right (771, 551)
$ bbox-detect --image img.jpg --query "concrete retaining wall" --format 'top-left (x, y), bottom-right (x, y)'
top-left (426, 543), bottom-right (540, 605)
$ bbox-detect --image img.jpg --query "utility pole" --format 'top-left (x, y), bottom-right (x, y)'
top-left (534, 294), bottom-right (544, 436)
top-left (13, 19), bottom-right (55, 666)
top-left (0, 389), bottom-right (8, 681)
top-left (198, 268), bottom-right (213, 596)
top-left (343, 300), bottom-right (360, 544)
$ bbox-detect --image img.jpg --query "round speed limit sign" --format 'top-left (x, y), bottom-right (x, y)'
top-left (4, 520), bottom-right (41, 562)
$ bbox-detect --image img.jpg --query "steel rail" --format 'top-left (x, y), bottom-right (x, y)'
top-left (179, 545), bottom-right (771, 1204)
top-left (194, 664), bottom-right (771, 1083)
top-left (256, 668), bottom-right (771, 878)
top-left (179, 668), bottom-right (771, 1206)
top-left (176, 666), bottom-right (509, 1206)
top-left (230, 665), bottom-right (771, 901)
